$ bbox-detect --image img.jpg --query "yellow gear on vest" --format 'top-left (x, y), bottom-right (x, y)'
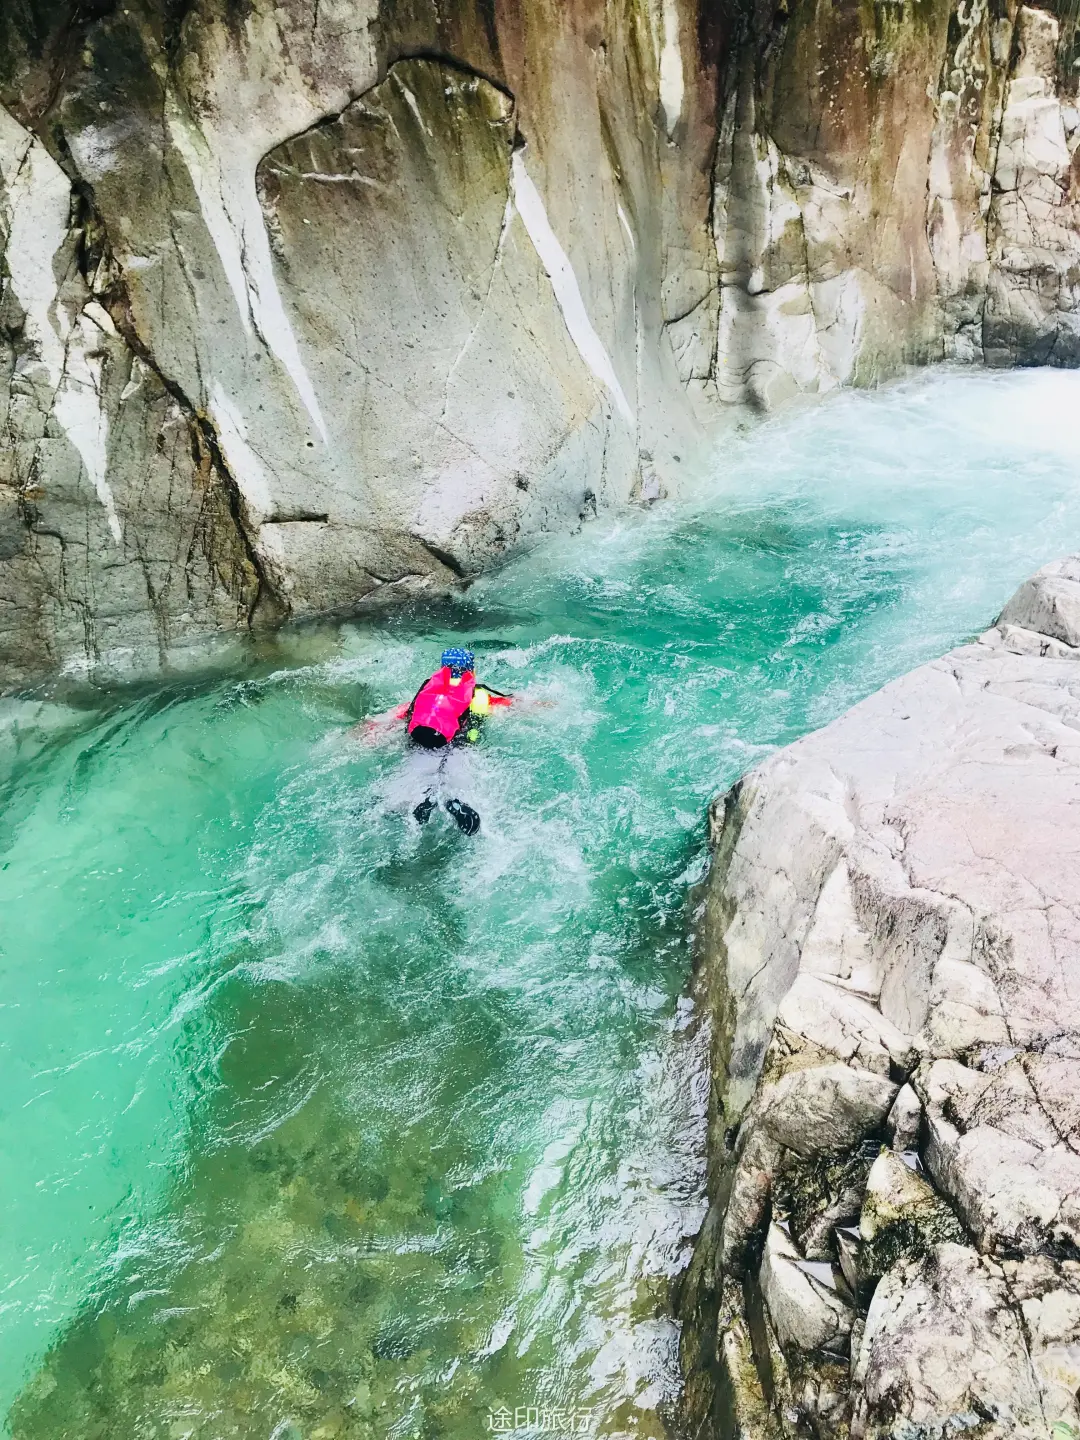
top-left (469, 689), bottom-right (491, 716)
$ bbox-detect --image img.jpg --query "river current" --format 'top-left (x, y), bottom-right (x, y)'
top-left (3, 370), bottom-right (1080, 1439)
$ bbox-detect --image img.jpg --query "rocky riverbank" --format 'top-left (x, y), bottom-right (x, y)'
top-left (679, 556), bottom-right (1080, 1438)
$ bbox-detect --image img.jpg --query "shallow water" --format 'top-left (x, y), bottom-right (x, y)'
top-left (3, 369), bottom-right (1080, 1439)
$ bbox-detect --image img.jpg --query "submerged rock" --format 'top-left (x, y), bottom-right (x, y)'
top-left (680, 556), bottom-right (1080, 1438)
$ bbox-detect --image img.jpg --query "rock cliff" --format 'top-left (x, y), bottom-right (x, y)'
top-left (679, 556), bottom-right (1080, 1438)
top-left (2, 0), bottom-right (1080, 687)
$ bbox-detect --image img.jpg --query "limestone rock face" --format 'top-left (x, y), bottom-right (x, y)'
top-left (712, 0), bottom-right (951, 408)
top-left (680, 557), bottom-right (1080, 1438)
top-left (1, 0), bottom-right (713, 686)
top-left (0, 110), bottom-right (265, 684)
top-left (714, 0), bottom-right (1080, 405)
top-left (985, 7), bottom-right (1080, 365)
top-left (2, 0), bottom-right (1080, 687)
top-left (851, 1244), bottom-right (1072, 1440)
top-left (255, 59), bottom-right (633, 594)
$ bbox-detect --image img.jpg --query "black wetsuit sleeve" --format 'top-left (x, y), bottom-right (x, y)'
top-left (404, 683), bottom-right (426, 724)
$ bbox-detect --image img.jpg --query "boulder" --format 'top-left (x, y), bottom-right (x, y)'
top-left (858, 1148), bottom-right (966, 1279)
top-left (753, 1064), bottom-right (899, 1160)
top-left (885, 1084), bottom-right (923, 1153)
top-left (680, 556), bottom-right (1080, 1437)
top-left (997, 556), bottom-right (1080, 649)
top-left (860, 1150), bottom-right (948, 1242)
top-left (851, 1244), bottom-right (1055, 1440)
top-left (759, 1222), bottom-right (854, 1356)
top-left (920, 1054), bottom-right (1080, 1258)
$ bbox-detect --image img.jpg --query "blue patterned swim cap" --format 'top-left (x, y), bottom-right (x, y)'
top-left (441, 646), bottom-right (475, 675)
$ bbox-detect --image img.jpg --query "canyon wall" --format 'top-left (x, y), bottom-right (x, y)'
top-left (679, 557), bottom-right (1080, 1438)
top-left (2, 0), bottom-right (1079, 688)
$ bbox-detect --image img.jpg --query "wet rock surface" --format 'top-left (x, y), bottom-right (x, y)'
top-left (679, 557), bottom-right (1080, 1438)
top-left (3, 0), bottom-right (1080, 688)
top-left (0, 0), bottom-right (710, 688)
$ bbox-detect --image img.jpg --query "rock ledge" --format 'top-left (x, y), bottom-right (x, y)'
top-left (680, 558), bottom-right (1080, 1439)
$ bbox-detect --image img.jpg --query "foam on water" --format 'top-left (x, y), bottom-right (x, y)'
top-left (2, 369), bottom-right (1080, 1438)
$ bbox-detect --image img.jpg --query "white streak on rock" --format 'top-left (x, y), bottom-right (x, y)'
top-left (234, 166), bottom-right (328, 443)
top-left (165, 102), bottom-right (254, 339)
top-left (0, 106), bottom-right (122, 542)
top-left (298, 170), bottom-right (380, 187)
top-left (510, 151), bottom-right (635, 426)
top-left (0, 113), bottom-right (62, 322)
top-left (659, 0), bottom-right (685, 138)
top-left (210, 382), bottom-right (274, 519)
top-left (166, 98), bottom-right (329, 445)
top-left (396, 80), bottom-right (433, 137)
top-left (54, 321), bottom-right (122, 542)
top-left (617, 203), bottom-right (636, 251)
top-left (441, 194), bottom-right (515, 418)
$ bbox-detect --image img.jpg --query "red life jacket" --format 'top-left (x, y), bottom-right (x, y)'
top-left (408, 667), bottom-right (476, 742)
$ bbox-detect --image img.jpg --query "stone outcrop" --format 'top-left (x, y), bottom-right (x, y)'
top-left (714, 0), bottom-right (1080, 407)
top-left (679, 557), bottom-right (1080, 1437)
top-left (1, 0), bottom-right (715, 688)
top-left (985, 7), bottom-right (1080, 365)
top-left (2, 0), bottom-right (1080, 688)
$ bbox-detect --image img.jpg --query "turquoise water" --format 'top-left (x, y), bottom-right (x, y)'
top-left (2, 368), bottom-right (1080, 1438)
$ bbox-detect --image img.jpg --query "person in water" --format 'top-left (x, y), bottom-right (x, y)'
top-left (363, 646), bottom-right (512, 834)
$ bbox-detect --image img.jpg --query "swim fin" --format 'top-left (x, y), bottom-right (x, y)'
top-left (413, 796), bottom-right (436, 824)
top-left (445, 798), bottom-right (480, 836)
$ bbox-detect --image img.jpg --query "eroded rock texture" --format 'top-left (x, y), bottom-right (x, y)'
top-left (679, 557), bottom-right (1080, 1437)
top-left (1, 0), bottom-right (716, 687)
top-left (2, 0), bottom-right (1080, 687)
top-left (714, 0), bottom-right (1080, 406)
